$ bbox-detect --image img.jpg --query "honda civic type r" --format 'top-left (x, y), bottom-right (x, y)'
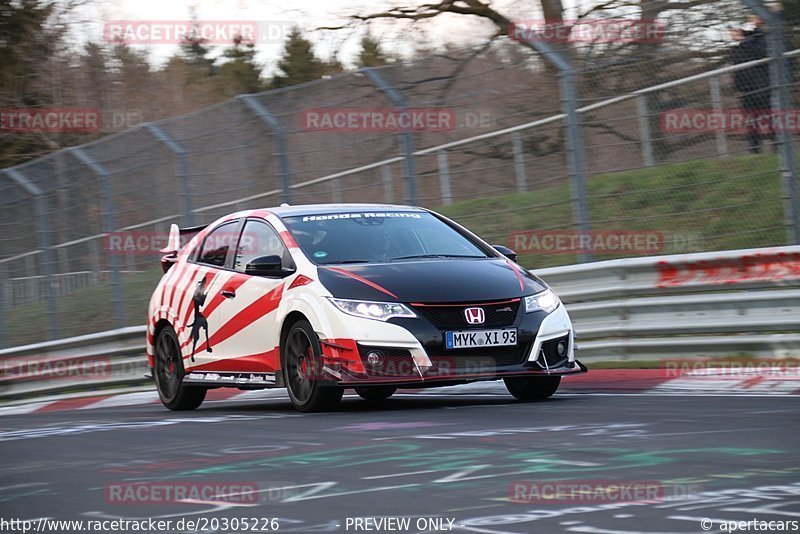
top-left (147, 204), bottom-right (586, 412)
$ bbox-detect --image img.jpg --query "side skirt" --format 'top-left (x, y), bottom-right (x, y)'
top-left (183, 371), bottom-right (278, 389)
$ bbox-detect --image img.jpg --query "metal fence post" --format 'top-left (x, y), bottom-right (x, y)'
top-left (740, 0), bottom-right (799, 245)
top-left (57, 247), bottom-right (69, 279)
top-left (512, 132), bottom-right (528, 192)
top-left (381, 166), bottom-right (395, 204)
top-left (519, 35), bottom-right (591, 262)
top-left (437, 151), bottom-right (453, 205)
top-left (331, 179), bottom-right (343, 203)
top-left (708, 76), bottom-right (728, 156)
top-left (362, 68), bottom-right (419, 205)
top-left (68, 148), bottom-right (125, 328)
top-left (636, 94), bottom-right (655, 167)
top-left (144, 123), bottom-right (195, 227)
top-left (562, 69), bottom-right (592, 262)
top-left (88, 238), bottom-right (101, 284)
top-left (237, 95), bottom-right (292, 205)
top-left (24, 255), bottom-right (35, 303)
top-left (0, 262), bottom-right (6, 348)
top-left (3, 169), bottom-right (60, 339)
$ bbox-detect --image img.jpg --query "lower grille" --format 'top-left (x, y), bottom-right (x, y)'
top-left (427, 344), bottom-right (531, 375)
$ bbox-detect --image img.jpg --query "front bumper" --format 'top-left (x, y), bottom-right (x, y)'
top-left (320, 302), bottom-right (586, 386)
top-left (336, 359), bottom-right (587, 387)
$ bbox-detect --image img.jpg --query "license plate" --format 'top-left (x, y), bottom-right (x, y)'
top-left (445, 328), bottom-right (517, 349)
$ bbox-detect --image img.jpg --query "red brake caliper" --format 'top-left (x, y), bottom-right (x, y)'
top-left (299, 346), bottom-right (311, 377)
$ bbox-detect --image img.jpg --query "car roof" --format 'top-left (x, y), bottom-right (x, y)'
top-left (268, 203), bottom-right (427, 218)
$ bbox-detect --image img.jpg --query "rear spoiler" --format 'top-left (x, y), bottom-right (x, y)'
top-left (159, 224), bottom-right (208, 255)
top-left (159, 224), bottom-right (208, 272)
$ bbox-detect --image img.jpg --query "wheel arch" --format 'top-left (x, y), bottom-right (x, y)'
top-left (280, 311), bottom-right (311, 349)
top-left (153, 318), bottom-right (174, 342)
top-left (148, 319), bottom-right (174, 368)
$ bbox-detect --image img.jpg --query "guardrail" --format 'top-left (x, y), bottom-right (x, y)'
top-left (538, 245), bottom-right (800, 360)
top-left (1, 246), bottom-right (798, 401)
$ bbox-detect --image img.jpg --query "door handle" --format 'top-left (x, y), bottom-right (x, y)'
top-left (221, 289), bottom-right (236, 299)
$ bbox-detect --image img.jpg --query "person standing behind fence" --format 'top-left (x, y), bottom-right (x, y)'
top-left (730, 15), bottom-right (772, 153)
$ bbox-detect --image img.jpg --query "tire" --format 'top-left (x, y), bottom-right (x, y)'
top-left (281, 319), bottom-right (343, 412)
top-left (154, 325), bottom-right (206, 411)
top-left (504, 376), bottom-right (561, 401)
top-left (355, 386), bottom-right (397, 401)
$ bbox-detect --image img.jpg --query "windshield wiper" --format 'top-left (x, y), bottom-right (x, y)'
top-left (329, 259), bottom-right (373, 264)
top-left (390, 254), bottom-right (486, 261)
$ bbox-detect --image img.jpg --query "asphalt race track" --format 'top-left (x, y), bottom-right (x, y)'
top-left (1, 387), bottom-right (798, 534)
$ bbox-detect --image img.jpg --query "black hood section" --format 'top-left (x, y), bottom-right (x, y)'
top-left (319, 259), bottom-right (547, 303)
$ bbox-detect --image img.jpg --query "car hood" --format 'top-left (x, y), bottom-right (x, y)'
top-left (317, 259), bottom-right (547, 303)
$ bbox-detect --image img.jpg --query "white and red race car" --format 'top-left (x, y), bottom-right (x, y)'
top-left (147, 204), bottom-right (586, 412)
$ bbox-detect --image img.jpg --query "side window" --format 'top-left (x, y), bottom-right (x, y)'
top-left (197, 222), bottom-right (239, 267)
top-left (234, 220), bottom-right (291, 272)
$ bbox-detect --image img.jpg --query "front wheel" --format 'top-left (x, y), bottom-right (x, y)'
top-left (504, 376), bottom-right (561, 401)
top-left (355, 386), bottom-right (397, 401)
top-left (154, 325), bottom-right (206, 411)
top-left (282, 320), bottom-right (343, 412)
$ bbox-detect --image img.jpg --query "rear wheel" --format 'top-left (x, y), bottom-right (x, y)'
top-left (355, 386), bottom-right (397, 401)
top-left (504, 376), bottom-right (561, 401)
top-left (282, 319), bottom-right (343, 412)
top-left (154, 326), bottom-right (206, 411)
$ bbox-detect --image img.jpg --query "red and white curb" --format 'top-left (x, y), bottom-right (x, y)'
top-left (0, 369), bottom-right (797, 416)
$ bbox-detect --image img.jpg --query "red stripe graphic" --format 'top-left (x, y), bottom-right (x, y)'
top-left (326, 267), bottom-right (398, 299)
top-left (176, 267), bottom-right (207, 340)
top-left (280, 230), bottom-right (299, 249)
top-left (188, 284), bottom-right (284, 357)
top-left (202, 273), bottom-right (248, 320)
top-left (158, 258), bottom-right (184, 310)
top-left (167, 263), bottom-right (192, 311)
top-left (180, 271), bottom-right (243, 350)
top-left (249, 209), bottom-right (273, 219)
top-left (189, 348), bottom-right (280, 373)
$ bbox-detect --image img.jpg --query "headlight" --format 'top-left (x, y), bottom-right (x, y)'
top-left (524, 289), bottom-right (560, 314)
top-left (328, 298), bottom-right (417, 321)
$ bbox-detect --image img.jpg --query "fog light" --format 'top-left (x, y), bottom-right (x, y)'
top-left (557, 340), bottom-right (568, 358)
top-left (366, 351), bottom-right (383, 366)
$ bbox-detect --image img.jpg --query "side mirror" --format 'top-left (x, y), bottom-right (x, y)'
top-left (245, 255), bottom-right (293, 277)
top-left (493, 245), bottom-right (518, 263)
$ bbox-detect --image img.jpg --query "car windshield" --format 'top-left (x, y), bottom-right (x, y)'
top-left (282, 211), bottom-right (490, 265)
